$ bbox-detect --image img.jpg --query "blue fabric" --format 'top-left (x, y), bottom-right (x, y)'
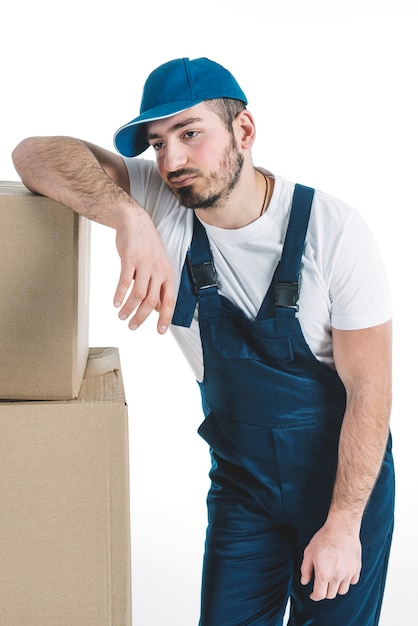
top-left (173, 185), bottom-right (395, 625)
top-left (275, 184), bottom-right (314, 284)
top-left (172, 213), bottom-right (220, 328)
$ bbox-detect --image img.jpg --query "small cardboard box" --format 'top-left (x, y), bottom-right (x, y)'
top-left (0, 347), bottom-right (132, 626)
top-left (0, 181), bottom-right (90, 400)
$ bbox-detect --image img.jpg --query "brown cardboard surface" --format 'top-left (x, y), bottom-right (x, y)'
top-left (0, 181), bottom-right (90, 400)
top-left (0, 348), bottom-right (132, 626)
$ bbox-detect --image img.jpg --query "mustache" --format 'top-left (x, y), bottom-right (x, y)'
top-left (167, 168), bottom-right (201, 182)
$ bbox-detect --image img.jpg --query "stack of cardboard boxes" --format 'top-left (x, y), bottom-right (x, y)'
top-left (0, 182), bottom-right (132, 625)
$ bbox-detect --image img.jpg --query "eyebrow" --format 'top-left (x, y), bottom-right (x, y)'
top-left (147, 117), bottom-right (204, 141)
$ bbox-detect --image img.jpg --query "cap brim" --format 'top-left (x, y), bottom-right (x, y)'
top-left (113, 100), bottom-right (202, 157)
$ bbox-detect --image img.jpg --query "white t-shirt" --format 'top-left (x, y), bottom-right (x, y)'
top-left (124, 157), bottom-right (392, 381)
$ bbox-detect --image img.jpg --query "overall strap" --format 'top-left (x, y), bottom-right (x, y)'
top-left (171, 213), bottom-right (219, 327)
top-left (172, 183), bottom-right (315, 326)
top-left (274, 183), bottom-right (315, 310)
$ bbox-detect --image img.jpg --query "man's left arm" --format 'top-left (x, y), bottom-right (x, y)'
top-left (300, 320), bottom-right (392, 601)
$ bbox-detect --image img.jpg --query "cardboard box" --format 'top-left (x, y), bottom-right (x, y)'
top-left (0, 347), bottom-right (132, 626)
top-left (0, 181), bottom-right (90, 400)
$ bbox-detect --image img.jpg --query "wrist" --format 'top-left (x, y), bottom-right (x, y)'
top-left (325, 507), bottom-right (363, 534)
top-left (112, 197), bottom-right (148, 230)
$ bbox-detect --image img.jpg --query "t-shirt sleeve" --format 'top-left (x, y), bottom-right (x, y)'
top-left (123, 156), bottom-right (169, 224)
top-left (329, 210), bottom-right (392, 330)
top-left (123, 156), bottom-right (149, 206)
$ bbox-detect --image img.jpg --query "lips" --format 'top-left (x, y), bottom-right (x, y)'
top-left (170, 176), bottom-right (196, 188)
top-left (167, 169), bottom-right (200, 187)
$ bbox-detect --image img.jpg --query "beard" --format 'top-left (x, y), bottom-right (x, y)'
top-left (166, 136), bottom-right (244, 210)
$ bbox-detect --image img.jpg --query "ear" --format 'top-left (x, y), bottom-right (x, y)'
top-left (234, 109), bottom-right (256, 149)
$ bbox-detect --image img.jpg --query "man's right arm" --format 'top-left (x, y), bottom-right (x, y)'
top-left (12, 136), bottom-right (175, 333)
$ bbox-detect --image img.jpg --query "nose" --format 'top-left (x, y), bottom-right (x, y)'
top-left (161, 139), bottom-right (188, 172)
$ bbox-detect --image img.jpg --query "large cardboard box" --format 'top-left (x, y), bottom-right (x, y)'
top-left (0, 347), bottom-right (132, 626)
top-left (0, 181), bottom-right (90, 400)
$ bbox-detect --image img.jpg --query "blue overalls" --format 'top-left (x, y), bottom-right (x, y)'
top-left (172, 185), bottom-right (395, 626)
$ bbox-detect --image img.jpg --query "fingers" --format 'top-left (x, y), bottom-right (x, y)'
top-left (112, 207), bottom-right (176, 332)
top-left (113, 264), bottom-right (135, 311)
top-left (300, 523), bottom-right (362, 603)
top-left (113, 262), bottom-right (175, 334)
top-left (300, 554), bottom-right (313, 587)
top-left (306, 570), bottom-right (360, 602)
top-left (301, 548), bottom-right (360, 602)
top-left (309, 577), bottom-right (349, 601)
top-left (156, 281), bottom-right (176, 335)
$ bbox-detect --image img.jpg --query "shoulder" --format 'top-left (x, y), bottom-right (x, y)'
top-left (304, 186), bottom-right (377, 269)
top-left (122, 157), bottom-right (177, 220)
top-left (122, 156), bottom-right (162, 192)
top-left (311, 187), bottom-right (362, 232)
top-left (271, 175), bottom-right (365, 246)
top-left (310, 188), bottom-right (391, 330)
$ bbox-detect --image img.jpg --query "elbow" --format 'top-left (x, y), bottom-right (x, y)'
top-left (12, 136), bottom-right (36, 166)
top-left (12, 137), bottom-right (36, 187)
top-left (12, 137), bottom-right (47, 193)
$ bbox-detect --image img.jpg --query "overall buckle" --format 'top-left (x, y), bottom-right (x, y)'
top-left (188, 259), bottom-right (219, 294)
top-left (274, 278), bottom-right (300, 310)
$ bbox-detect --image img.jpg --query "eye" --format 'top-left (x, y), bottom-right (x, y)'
top-left (151, 141), bottom-right (164, 152)
top-left (183, 130), bottom-right (199, 140)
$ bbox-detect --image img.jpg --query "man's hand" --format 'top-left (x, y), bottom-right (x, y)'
top-left (300, 518), bottom-right (361, 601)
top-left (12, 136), bottom-right (176, 334)
top-left (113, 208), bottom-right (175, 334)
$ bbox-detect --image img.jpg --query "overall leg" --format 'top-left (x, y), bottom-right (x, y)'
top-left (199, 511), bottom-right (294, 626)
top-left (198, 451), bottom-right (295, 626)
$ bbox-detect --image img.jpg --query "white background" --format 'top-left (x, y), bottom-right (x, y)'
top-left (2, 1), bottom-right (417, 624)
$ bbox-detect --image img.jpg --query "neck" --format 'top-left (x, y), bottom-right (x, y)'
top-left (195, 166), bottom-right (272, 229)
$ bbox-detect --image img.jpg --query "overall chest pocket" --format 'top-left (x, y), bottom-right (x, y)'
top-left (204, 317), bottom-right (295, 365)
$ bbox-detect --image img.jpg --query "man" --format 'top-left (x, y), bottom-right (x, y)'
top-left (12, 57), bottom-right (394, 625)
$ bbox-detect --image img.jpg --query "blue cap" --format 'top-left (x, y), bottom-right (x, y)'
top-left (113, 57), bottom-right (248, 157)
